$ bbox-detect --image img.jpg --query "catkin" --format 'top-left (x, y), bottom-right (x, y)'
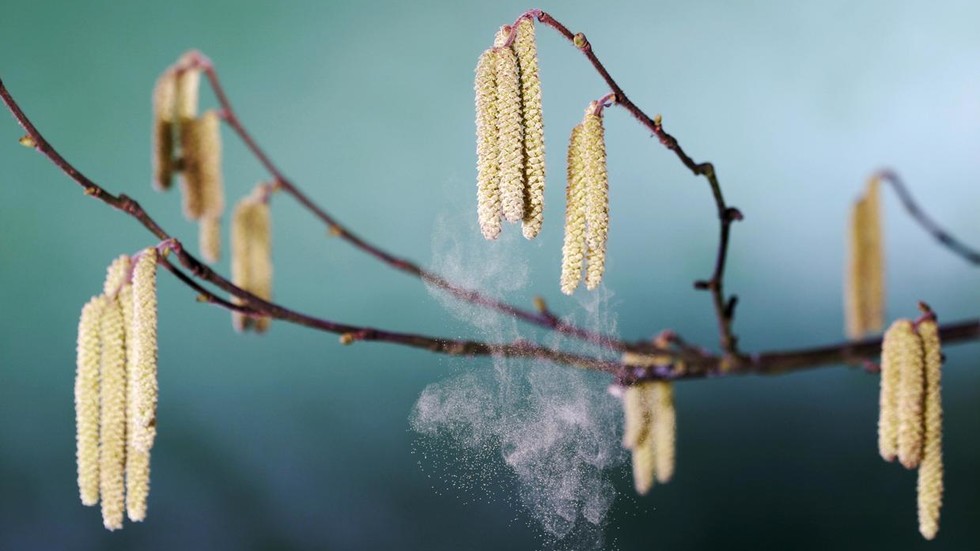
top-left (582, 106), bottom-right (609, 290)
top-left (152, 70), bottom-right (177, 191)
top-left (878, 319), bottom-right (903, 462)
top-left (631, 435), bottom-right (656, 496)
top-left (494, 27), bottom-right (525, 224)
top-left (622, 381), bottom-right (659, 495)
top-left (232, 190), bottom-right (273, 332)
top-left (475, 48), bottom-right (502, 240)
top-left (845, 179), bottom-right (884, 338)
top-left (916, 319), bottom-right (943, 540)
top-left (175, 61), bottom-right (200, 121)
top-left (76, 296), bottom-right (104, 507)
top-left (180, 110), bottom-right (223, 222)
top-left (560, 125), bottom-right (587, 295)
top-left (130, 249), bottom-right (159, 455)
top-left (652, 381), bottom-right (676, 483)
top-left (621, 384), bottom-right (648, 450)
top-left (99, 296), bottom-right (127, 531)
top-left (514, 18), bottom-right (545, 240)
top-left (894, 319), bottom-right (925, 469)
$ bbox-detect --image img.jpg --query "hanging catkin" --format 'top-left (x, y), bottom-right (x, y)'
top-left (560, 125), bottom-right (587, 295)
top-left (652, 381), bottom-right (676, 483)
top-left (232, 189), bottom-right (273, 332)
top-left (152, 70), bottom-right (177, 191)
top-left (75, 296), bottom-right (104, 507)
top-left (878, 319), bottom-right (903, 462)
top-left (494, 27), bottom-right (525, 224)
top-left (98, 296), bottom-right (127, 531)
top-left (474, 47), bottom-right (502, 240)
top-left (895, 319), bottom-right (925, 469)
top-left (130, 249), bottom-right (159, 454)
top-left (514, 18), bottom-right (545, 240)
top-left (199, 216), bottom-right (221, 264)
top-left (582, 104), bottom-right (609, 290)
top-left (103, 255), bottom-right (131, 297)
top-left (180, 110), bottom-right (223, 223)
top-left (845, 178), bottom-right (883, 338)
top-left (916, 318), bottom-right (943, 540)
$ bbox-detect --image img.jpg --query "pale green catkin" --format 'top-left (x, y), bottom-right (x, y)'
top-left (514, 18), bottom-right (546, 240)
top-left (582, 105), bottom-right (608, 290)
top-left (560, 125), bottom-right (587, 295)
top-left (475, 48), bottom-right (502, 240)
top-left (494, 27), bottom-right (525, 224)
top-left (76, 296), bottom-right (104, 507)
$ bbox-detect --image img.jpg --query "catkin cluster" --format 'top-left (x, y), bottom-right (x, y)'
top-left (620, 351), bottom-right (677, 495)
top-left (75, 251), bottom-right (159, 530)
top-left (877, 316), bottom-right (943, 540)
top-left (153, 52), bottom-right (225, 263)
top-left (474, 18), bottom-right (546, 241)
top-left (560, 102), bottom-right (608, 295)
top-left (231, 186), bottom-right (273, 332)
top-left (845, 177), bottom-right (883, 338)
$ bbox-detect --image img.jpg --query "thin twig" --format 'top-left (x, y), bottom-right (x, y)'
top-left (875, 169), bottom-right (980, 265)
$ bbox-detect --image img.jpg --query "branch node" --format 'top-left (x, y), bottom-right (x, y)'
top-left (18, 134), bottom-right (35, 148)
top-left (725, 207), bottom-right (744, 222)
top-left (572, 32), bottom-right (589, 49)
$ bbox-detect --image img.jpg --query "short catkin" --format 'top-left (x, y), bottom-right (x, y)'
top-left (232, 189), bottom-right (273, 332)
top-left (474, 48), bottom-right (502, 240)
top-left (180, 110), bottom-right (223, 223)
top-left (76, 296), bottom-right (104, 507)
top-left (582, 104), bottom-right (609, 291)
top-left (98, 296), bottom-right (128, 531)
top-left (514, 18), bottom-right (545, 240)
top-left (878, 319), bottom-right (903, 462)
top-left (845, 178), bottom-right (883, 338)
top-left (152, 70), bottom-right (177, 191)
top-left (652, 381), bottom-right (676, 483)
top-left (560, 125), bottom-right (587, 295)
top-left (494, 27), bottom-right (525, 224)
top-left (916, 319), bottom-right (943, 540)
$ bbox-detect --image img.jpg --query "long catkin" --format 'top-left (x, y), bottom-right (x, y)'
top-left (560, 125), bottom-right (587, 295)
top-left (895, 319), bottom-right (925, 469)
top-left (76, 296), bottom-right (104, 507)
top-left (152, 70), bottom-right (177, 191)
top-left (582, 107), bottom-right (609, 291)
top-left (652, 381), bottom-right (676, 483)
top-left (514, 18), bottom-right (545, 240)
top-left (475, 48), bottom-right (502, 240)
top-left (845, 179), bottom-right (884, 338)
top-left (878, 319), bottom-right (903, 462)
top-left (495, 27), bottom-right (525, 224)
top-left (98, 296), bottom-right (127, 531)
top-left (130, 249), bottom-right (159, 455)
top-left (916, 319), bottom-right (943, 540)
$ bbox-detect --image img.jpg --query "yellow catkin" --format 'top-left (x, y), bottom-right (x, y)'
top-left (652, 381), bottom-right (676, 483)
top-left (845, 196), bottom-right (868, 338)
top-left (200, 216), bottom-right (221, 264)
top-left (175, 62), bottom-right (200, 121)
top-left (231, 191), bottom-right (273, 332)
top-left (621, 384), bottom-right (648, 450)
top-left (631, 435), bottom-right (656, 496)
top-left (916, 319), bottom-right (943, 540)
top-left (130, 249), bottom-right (159, 455)
top-left (494, 27), bottom-right (525, 224)
top-left (560, 125), bottom-right (587, 295)
top-left (76, 296), bottom-right (104, 507)
top-left (475, 48), bottom-right (501, 240)
top-left (582, 106), bottom-right (609, 290)
top-left (99, 296), bottom-right (127, 531)
top-left (514, 18), bottom-right (545, 240)
top-left (103, 255), bottom-right (132, 297)
top-left (863, 178), bottom-right (884, 334)
top-left (878, 319), bottom-right (903, 462)
top-left (180, 111), bottom-right (223, 222)
top-left (894, 319), bottom-right (925, 469)
top-left (152, 70), bottom-right (177, 191)
top-left (118, 283), bottom-right (150, 522)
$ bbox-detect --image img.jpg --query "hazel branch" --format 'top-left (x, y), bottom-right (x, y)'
top-left (169, 53), bottom-right (636, 353)
top-left (535, 10), bottom-right (742, 356)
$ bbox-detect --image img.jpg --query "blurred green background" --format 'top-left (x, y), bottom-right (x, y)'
top-left (1, 1), bottom-right (978, 550)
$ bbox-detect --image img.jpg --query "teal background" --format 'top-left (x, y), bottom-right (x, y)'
top-left (1, 1), bottom-right (979, 550)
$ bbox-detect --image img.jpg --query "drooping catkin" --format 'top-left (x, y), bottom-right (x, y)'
top-left (845, 179), bottom-right (884, 338)
top-left (622, 381), bottom-right (658, 495)
top-left (494, 27), bottom-right (525, 224)
top-left (621, 383), bottom-right (648, 450)
top-left (98, 296), bottom-right (127, 531)
top-left (560, 125), bottom-right (587, 295)
top-left (652, 381), bottom-right (676, 483)
top-left (130, 249), bottom-right (159, 454)
top-left (878, 319), bottom-right (903, 462)
top-left (893, 319), bottom-right (925, 469)
top-left (118, 282), bottom-right (150, 522)
top-left (475, 48), bottom-right (502, 240)
top-left (582, 105), bottom-right (609, 290)
top-left (631, 434), bottom-right (656, 496)
top-left (76, 296), bottom-right (104, 507)
top-left (231, 190), bottom-right (273, 332)
top-left (180, 110), bottom-right (223, 222)
top-left (175, 61), bottom-right (200, 121)
top-left (916, 319), bottom-right (943, 540)
top-left (514, 18), bottom-right (545, 240)
top-left (152, 70), bottom-right (177, 191)
top-left (103, 255), bottom-right (132, 297)
top-left (199, 216), bottom-right (221, 263)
